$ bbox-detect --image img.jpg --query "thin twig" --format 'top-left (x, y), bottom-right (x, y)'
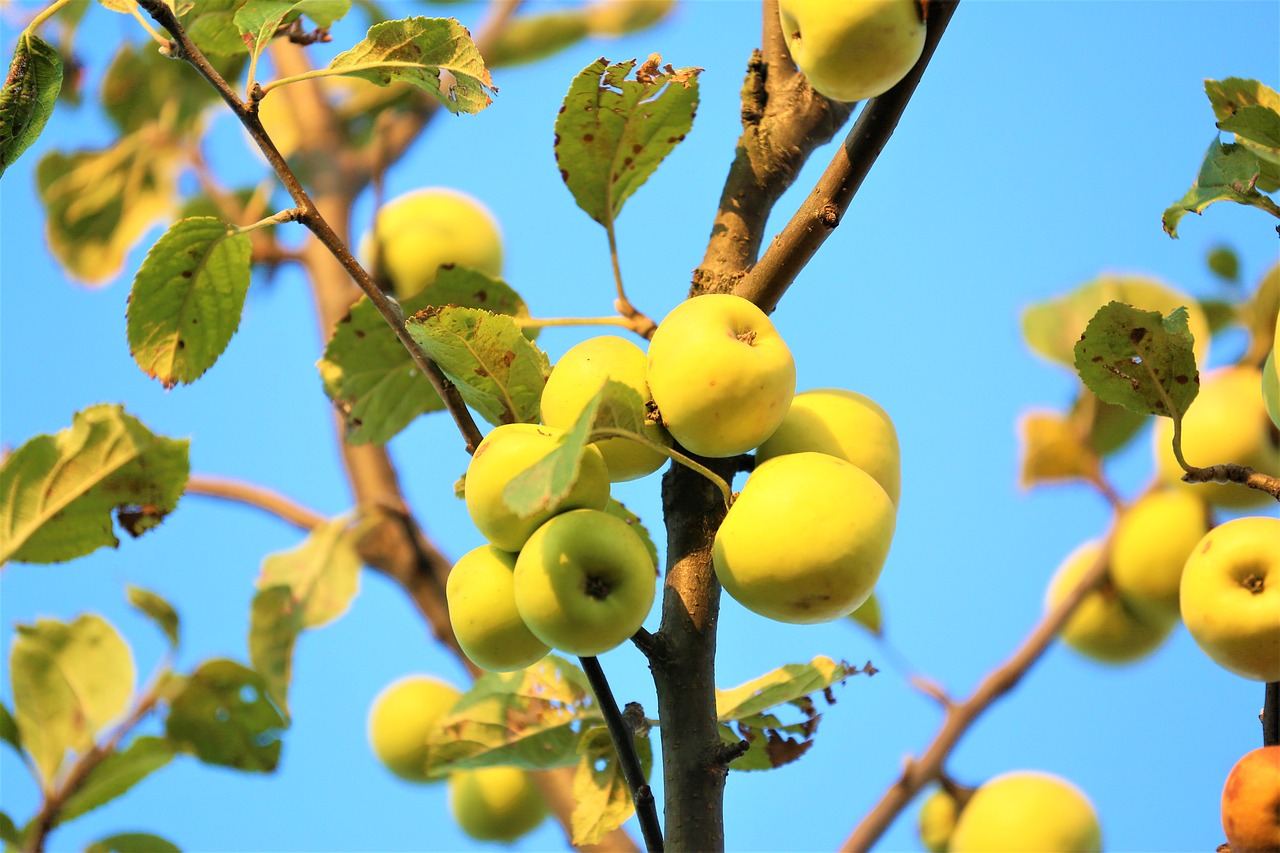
top-left (185, 474), bottom-right (326, 531)
top-left (1264, 683), bottom-right (1279, 748)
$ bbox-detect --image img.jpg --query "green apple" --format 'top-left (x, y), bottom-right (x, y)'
top-left (464, 423), bottom-right (611, 552)
top-left (647, 294), bottom-right (796, 458)
top-left (714, 452), bottom-right (895, 624)
top-left (448, 765), bottom-right (548, 843)
top-left (756, 387), bottom-right (901, 506)
top-left (360, 187), bottom-right (504, 300)
top-left (367, 675), bottom-right (461, 783)
top-left (1108, 488), bottom-right (1210, 621)
top-left (1044, 540), bottom-right (1175, 665)
top-left (1179, 515), bottom-right (1280, 682)
top-left (541, 336), bottom-right (672, 482)
top-left (778, 0), bottom-right (926, 102)
top-left (1153, 365), bottom-right (1280, 508)
top-left (1263, 349), bottom-right (1279, 431)
top-left (1221, 745), bottom-right (1280, 853)
top-left (917, 786), bottom-right (959, 853)
top-left (446, 545), bottom-right (550, 672)
top-left (949, 770), bottom-right (1102, 852)
top-left (514, 508), bottom-right (657, 656)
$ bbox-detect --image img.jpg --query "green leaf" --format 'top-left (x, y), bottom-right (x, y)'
top-left (248, 585), bottom-right (304, 721)
top-left (126, 586), bottom-right (180, 650)
top-left (180, 0), bottom-right (254, 56)
top-left (0, 404), bottom-right (190, 565)
top-left (604, 498), bottom-right (659, 571)
top-left (425, 656), bottom-right (601, 776)
top-left (126, 217), bottom-right (253, 388)
top-left (487, 9), bottom-right (590, 69)
top-left (847, 592), bottom-right (882, 636)
top-left (326, 16), bottom-right (495, 115)
top-left (0, 701), bottom-right (22, 758)
top-left (84, 832), bottom-right (181, 853)
top-left (257, 517), bottom-right (364, 629)
top-left (554, 56), bottom-right (700, 226)
top-left (716, 656), bottom-right (854, 722)
top-left (503, 388), bottom-right (601, 520)
top-left (1205, 77), bottom-right (1280, 192)
top-left (1070, 391), bottom-right (1147, 458)
top-left (1017, 409), bottom-right (1098, 489)
top-left (10, 615), bottom-right (137, 786)
top-left (571, 724), bottom-right (653, 847)
top-left (165, 659), bottom-right (285, 772)
top-left (405, 306), bottom-right (550, 427)
top-left (0, 812), bottom-right (19, 849)
top-left (1073, 302), bottom-right (1200, 419)
top-left (0, 32), bottom-right (63, 178)
top-left (100, 42), bottom-right (221, 136)
top-left (59, 736), bottom-right (174, 824)
top-left (234, 0), bottom-right (352, 65)
top-left (1162, 138), bottom-right (1270, 237)
top-left (1206, 245), bottom-right (1240, 283)
top-left (35, 139), bottom-right (177, 285)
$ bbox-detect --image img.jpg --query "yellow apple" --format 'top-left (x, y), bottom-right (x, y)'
top-left (917, 786), bottom-right (959, 853)
top-left (778, 0), bottom-right (926, 102)
top-left (449, 765), bottom-right (548, 843)
top-left (713, 452), bottom-right (895, 624)
top-left (1179, 515), bottom-right (1280, 682)
top-left (756, 387), bottom-right (901, 506)
top-left (367, 675), bottom-right (461, 783)
top-left (949, 770), bottom-right (1103, 852)
top-left (360, 187), bottom-right (504, 300)
top-left (464, 423), bottom-right (611, 552)
top-left (647, 294), bottom-right (796, 458)
top-left (1221, 745), bottom-right (1280, 853)
top-left (1264, 350), bottom-right (1279, 431)
top-left (1044, 540), bottom-right (1176, 664)
top-left (514, 509), bottom-right (657, 656)
top-left (1153, 365), bottom-right (1280, 508)
top-left (1108, 488), bottom-right (1210, 621)
top-left (446, 545), bottom-right (550, 672)
top-left (541, 336), bottom-right (672, 482)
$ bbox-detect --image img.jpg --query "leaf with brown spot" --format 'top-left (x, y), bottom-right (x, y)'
top-left (1073, 302), bottom-right (1199, 420)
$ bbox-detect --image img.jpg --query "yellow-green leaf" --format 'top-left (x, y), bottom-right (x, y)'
top-left (165, 659), bottom-right (285, 772)
top-left (248, 585), bottom-right (304, 721)
top-left (257, 517), bottom-right (363, 629)
top-left (58, 736), bottom-right (174, 824)
top-left (0, 32), bottom-right (63, 178)
top-left (126, 586), bottom-right (180, 650)
top-left (1017, 410), bottom-right (1098, 489)
top-left (570, 724), bottom-right (653, 847)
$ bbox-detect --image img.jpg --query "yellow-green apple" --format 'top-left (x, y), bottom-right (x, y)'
top-left (1153, 365), bottom-right (1280, 508)
top-left (713, 452), bottom-right (895, 624)
top-left (1179, 515), bottom-right (1280, 682)
top-left (756, 387), bottom-right (901, 506)
top-left (585, 0), bottom-right (675, 35)
top-left (1264, 350), bottom-right (1279, 431)
top-left (1108, 488), bottom-right (1210, 621)
top-left (446, 545), bottom-right (550, 672)
top-left (367, 675), bottom-right (461, 783)
top-left (1044, 540), bottom-right (1175, 664)
top-left (778, 0), bottom-right (925, 102)
top-left (541, 336), bottom-right (672, 482)
top-left (514, 509), bottom-right (656, 656)
top-left (647, 294), bottom-right (796, 458)
top-left (360, 187), bottom-right (504, 300)
top-left (464, 423), bottom-right (611, 552)
top-left (917, 786), bottom-right (959, 853)
top-left (448, 765), bottom-right (547, 843)
top-left (949, 770), bottom-right (1102, 852)
top-left (1221, 745), bottom-right (1280, 853)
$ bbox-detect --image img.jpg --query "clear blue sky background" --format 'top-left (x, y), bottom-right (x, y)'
top-left (2, 1), bottom-right (1278, 851)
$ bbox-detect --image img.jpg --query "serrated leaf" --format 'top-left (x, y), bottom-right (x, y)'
top-left (326, 16), bottom-right (495, 115)
top-left (405, 306), bottom-right (550, 427)
top-left (425, 656), bottom-right (601, 776)
top-left (181, 0), bottom-right (253, 56)
top-left (257, 517), bottom-right (363, 628)
top-left (1162, 138), bottom-right (1269, 237)
top-left (84, 833), bottom-right (181, 853)
top-left (58, 736), bottom-right (174, 825)
top-left (165, 659), bottom-right (285, 772)
top-left (846, 592), bottom-right (882, 636)
top-left (248, 585), bottom-right (303, 721)
top-left (0, 404), bottom-right (190, 565)
top-left (554, 56), bottom-right (700, 226)
top-left (1073, 302), bottom-right (1200, 419)
top-left (1017, 409), bottom-right (1098, 489)
top-left (604, 498), bottom-right (658, 571)
top-left (126, 586), bottom-right (180, 650)
top-left (126, 217), bottom-right (252, 388)
top-left (0, 701), bottom-right (22, 758)
top-left (716, 656), bottom-right (854, 722)
top-left (571, 724), bottom-right (653, 847)
top-left (10, 615), bottom-right (137, 786)
top-left (234, 0), bottom-right (351, 65)
top-left (503, 387), bottom-right (601, 519)
top-left (0, 32), bottom-right (63, 178)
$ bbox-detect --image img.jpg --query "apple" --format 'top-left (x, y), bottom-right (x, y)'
top-left (756, 387), bottom-right (901, 506)
top-left (1153, 365), bottom-right (1280, 508)
top-left (446, 545), bottom-right (550, 672)
top-left (586, 0), bottom-right (675, 35)
top-left (949, 770), bottom-right (1103, 852)
top-left (1179, 515), bottom-right (1280, 682)
top-left (1108, 488), bottom-right (1210, 621)
top-left (514, 508), bottom-right (657, 656)
top-left (778, 0), bottom-right (926, 103)
top-left (464, 423), bottom-right (611, 552)
top-left (366, 675), bottom-right (461, 783)
top-left (917, 786), bottom-right (959, 853)
top-left (448, 765), bottom-right (548, 843)
top-left (1044, 540), bottom-right (1176, 665)
top-left (1221, 745), bottom-right (1280, 853)
top-left (1263, 349), bottom-right (1279, 431)
top-left (541, 336), bottom-right (672, 482)
top-left (647, 294), bottom-right (796, 458)
top-left (360, 187), bottom-right (504, 300)
top-left (713, 452), bottom-right (895, 624)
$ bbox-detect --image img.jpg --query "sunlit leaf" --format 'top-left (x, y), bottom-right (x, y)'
top-left (1162, 138), bottom-right (1270, 237)
top-left (126, 586), bottom-right (180, 650)
top-left (248, 585), bottom-right (304, 720)
top-left (1074, 302), bottom-right (1200, 419)
top-left (571, 724), bottom-right (653, 847)
top-left (1017, 410), bottom-right (1098, 489)
top-left (257, 516), bottom-right (365, 628)
top-left (716, 656), bottom-right (855, 722)
top-left (0, 404), bottom-right (189, 565)
top-left (58, 736), bottom-right (174, 824)
top-left (180, 0), bottom-right (254, 56)
top-left (1205, 77), bottom-right (1280, 192)
top-left (0, 32), bottom-right (63, 178)
top-left (166, 659), bottom-right (285, 772)
top-left (503, 388), bottom-right (601, 520)
top-left (234, 0), bottom-right (351, 65)
top-left (84, 832), bottom-right (181, 853)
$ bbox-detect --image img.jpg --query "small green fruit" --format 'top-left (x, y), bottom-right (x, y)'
top-left (367, 675), bottom-right (461, 783)
top-left (447, 545), bottom-right (550, 672)
top-left (778, 0), bottom-right (926, 102)
top-left (917, 786), bottom-right (959, 853)
top-left (449, 766), bottom-right (547, 842)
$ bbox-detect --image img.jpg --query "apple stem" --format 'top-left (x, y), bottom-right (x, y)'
top-left (580, 656), bottom-right (665, 852)
top-left (591, 428), bottom-right (735, 507)
top-left (1264, 682), bottom-right (1279, 747)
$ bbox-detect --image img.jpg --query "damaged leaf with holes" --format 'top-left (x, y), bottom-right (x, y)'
top-left (571, 723), bottom-right (653, 847)
top-left (1073, 302), bottom-right (1199, 420)
top-left (166, 659), bottom-right (286, 772)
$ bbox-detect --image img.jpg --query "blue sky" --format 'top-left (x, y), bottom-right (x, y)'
top-left (2, 1), bottom-right (1278, 851)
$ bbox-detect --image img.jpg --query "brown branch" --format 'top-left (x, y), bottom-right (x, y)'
top-left (185, 474), bottom-right (327, 531)
top-left (1182, 463), bottom-right (1280, 503)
